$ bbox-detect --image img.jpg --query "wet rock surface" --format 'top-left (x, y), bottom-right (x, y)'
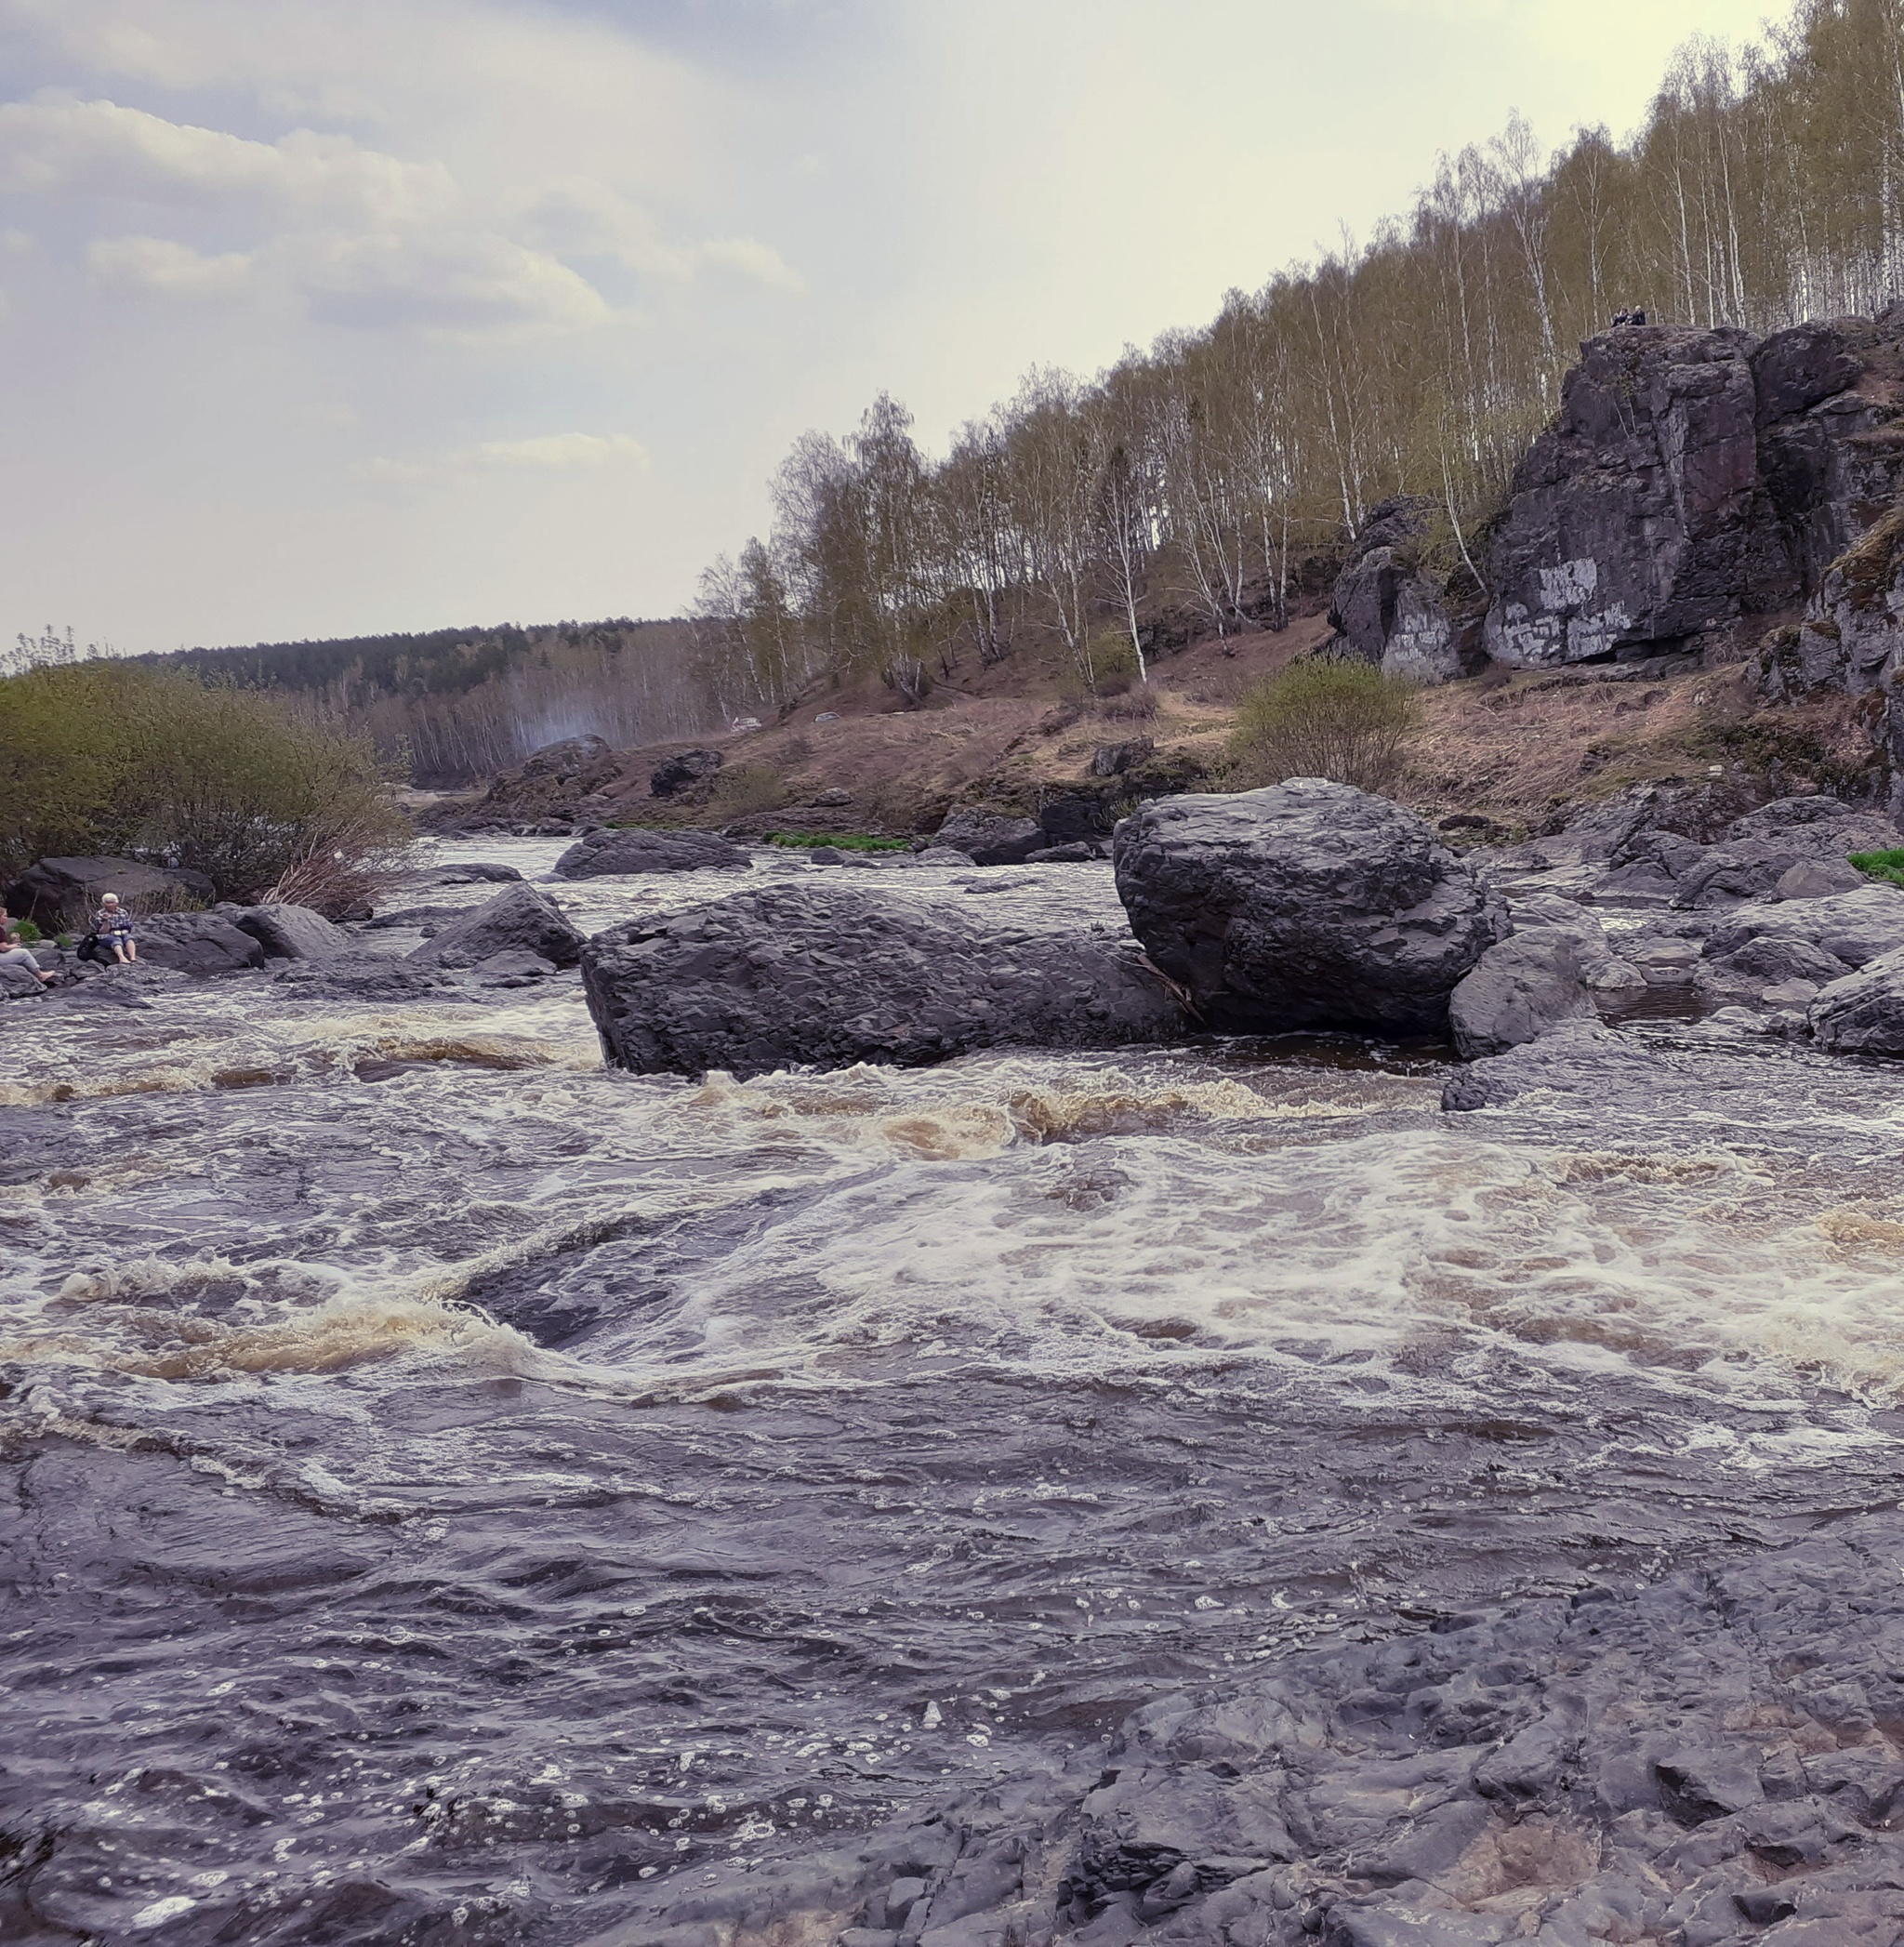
top-left (581, 879), bottom-right (1187, 1077)
top-left (409, 881), bottom-right (585, 970)
top-left (1448, 925), bottom-right (1598, 1059)
top-left (1115, 781), bottom-right (1506, 1036)
top-left (553, 827), bottom-right (749, 878)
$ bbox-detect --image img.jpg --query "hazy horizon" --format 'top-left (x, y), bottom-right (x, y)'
top-left (2, 0), bottom-right (1779, 654)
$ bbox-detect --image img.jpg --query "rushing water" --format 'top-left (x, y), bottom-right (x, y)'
top-left (5, 842), bottom-right (1904, 1945)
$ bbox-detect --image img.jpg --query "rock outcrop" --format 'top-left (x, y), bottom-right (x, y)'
top-left (1113, 780), bottom-right (1506, 1036)
top-left (461, 735), bottom-right (621, 829)
top-left (580, 881), bottom-right (1186, 1078)
top-left (1485, 789), bottom-right (1900, 911)
top-left (1328, 495), bottom-right (1480, 682)
top-left (932, 809), bottom-right (1046, 866)
top-left (649, 748), bottom-right (724, 800)
top-left (4, 856), bottom-right (216, 929)
top-left (552, 828), bottom-right (748, 878)
top-left (408, 883), bottom-right (583, 970)
top-left (1485, 311), bottom-right (1904, 669)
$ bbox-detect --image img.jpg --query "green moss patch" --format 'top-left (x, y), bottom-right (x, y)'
top-left (1849, 848), bottom-right (1904, 887)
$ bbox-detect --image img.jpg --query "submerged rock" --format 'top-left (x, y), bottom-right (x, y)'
top-left (1113, 780), bottom-right (1505, 1036)
top-left (580, 881), bottom-right (1187, 1078)
top-left (408, 882), bottom-right (584, 970)
top-left (553, 827), bottom-right (748, 878)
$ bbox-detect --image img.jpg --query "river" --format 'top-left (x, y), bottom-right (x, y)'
top-left (5, 841), bottom-right (1904, 1945)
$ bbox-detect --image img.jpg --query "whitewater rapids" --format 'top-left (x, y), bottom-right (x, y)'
top-left (5, 841), bottom-right (1904, 1945)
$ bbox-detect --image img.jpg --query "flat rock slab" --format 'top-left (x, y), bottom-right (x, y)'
top-left (1115, 780), bottom-right (1505, 1036)
top-left (553, 828), bottom-right (748, 878)
top-left (580, 881), bottom-right (1188, 1078)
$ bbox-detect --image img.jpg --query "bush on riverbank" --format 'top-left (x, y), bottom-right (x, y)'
top-left (1232, 657), bottom-right (1420, 795)
top-left (0, 662), bottom-right (411, 910)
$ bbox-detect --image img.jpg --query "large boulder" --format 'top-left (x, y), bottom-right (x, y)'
top-left (1112, 780), bottom-right (1507, 1036)
top-left (231, 903), bottom-right (349, 960)
top-left (4, 856), bottom-right (215, 930)
top-left (553, 828), bottom-right (748, 878)
top-left (579, 881), bottom-right (1187, 1078)
top-left (133, 912), bottom-right (266, 974)
top-left (933, 809), bottom-right (1046, 866)
top-left (1328, 495), bottom-right (1477, 683)
top-left (1703, 883), bottom-right (1904, 973)
top-left (649, 748), bottom-right (725, 800)
top-left (1448, 925), bottom-right (1600, 1059)
top-left (409, 883), bottom-right (583, 970)
top-left (466, 735), bottom-right (621, 828)
top-left (1809, 947), bottom-right (1904, 1053)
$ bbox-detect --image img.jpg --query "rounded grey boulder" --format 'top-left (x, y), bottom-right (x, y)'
top-left (1112, 780), bottom-right (1507, 1036)
top-left (1448, 925), bottom-right (1600, 1059)
top-left (554, 828), bottom-right (748, 878)
top-left (408, 882), bottom-right (583, 969)
top-left (579, 881), bottom-right (1187, 1078)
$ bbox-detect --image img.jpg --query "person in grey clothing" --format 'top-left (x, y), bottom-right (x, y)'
top-left (0, 906), bottom-right (55, 987)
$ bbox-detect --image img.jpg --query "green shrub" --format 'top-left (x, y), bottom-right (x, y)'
top-left (0, 662), bottom-right (411, 909)
top-left (9, 918), bottom-right (41, 942)
top-left (1850, 848), bottom-right (1904, 887)
top-left (765, 832), bottom-right (910, 852)
top-left (1231, 656), bottom-right (1419, 795)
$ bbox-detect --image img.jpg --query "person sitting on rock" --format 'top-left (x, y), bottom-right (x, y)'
top-left (93, 893), bottom-right (138, 964)
top-left (0, 906), bottom-right (56, 987)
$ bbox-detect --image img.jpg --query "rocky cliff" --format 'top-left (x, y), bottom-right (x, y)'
top-left (1338, 311), bottom-right (1904, 682)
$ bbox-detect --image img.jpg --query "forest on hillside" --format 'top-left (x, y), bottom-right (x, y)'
top-left (693, 0), bottom-right (1904, 715)
top-left (155, 619), bottom-right (706, 785)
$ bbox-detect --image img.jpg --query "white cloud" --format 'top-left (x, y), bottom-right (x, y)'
top-left (289, 229), bottom-right (610, 334)
top-left (360, 430), bottom-right (650, 486)
top-left (88, 232), bottom-right (254, 298)
top-left (698, 235), bottom-right (803, 291)
top-left (472, 432), bottom-right (650, 470)
top-left (0, 94), bottom-right (452, 223)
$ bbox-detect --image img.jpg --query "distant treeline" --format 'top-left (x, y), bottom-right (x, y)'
top-left (156, 618), bottom-right (707, 785)
top-left (693, 0), bottom-right (1904, 711)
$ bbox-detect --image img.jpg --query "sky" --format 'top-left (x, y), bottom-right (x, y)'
top-left (0, 0), bottom-right (1782, 653)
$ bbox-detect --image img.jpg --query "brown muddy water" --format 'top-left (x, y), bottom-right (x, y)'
top-left (5, 845), bottom-right (1904, 1945)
